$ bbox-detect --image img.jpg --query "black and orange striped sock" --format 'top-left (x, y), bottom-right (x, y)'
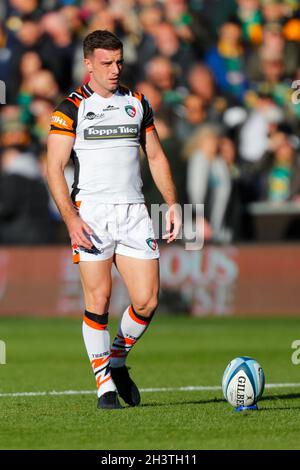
top-left (82, 310), bottom-right (116, 397)
top-left (110, 305), bottom-right (152, 368)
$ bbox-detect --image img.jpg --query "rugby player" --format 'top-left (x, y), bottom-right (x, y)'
top-left (47, 30), bottom-right (181, 409)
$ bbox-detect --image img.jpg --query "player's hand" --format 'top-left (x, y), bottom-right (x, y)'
top-left (66, 214), bottom-right (94, 250)
top-left (163, 204), bottom-right (182, 244)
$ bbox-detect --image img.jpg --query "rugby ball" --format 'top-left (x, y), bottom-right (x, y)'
top-left (222, 356), bottom-right (265, 408)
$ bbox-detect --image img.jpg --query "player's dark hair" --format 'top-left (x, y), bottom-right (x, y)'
top-left (83, 30), bottom-right (123, 58)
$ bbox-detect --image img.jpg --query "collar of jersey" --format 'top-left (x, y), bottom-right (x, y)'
top-left (85, 82), bottom-right (123, 100)
top-left (84, 82), bottom-right (94, 96)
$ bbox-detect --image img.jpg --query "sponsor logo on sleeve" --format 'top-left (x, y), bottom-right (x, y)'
top-left (51, 111), bottom-right (74, 130)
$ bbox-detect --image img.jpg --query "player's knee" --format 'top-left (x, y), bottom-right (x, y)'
top-left (133, 295), bottom-right (158, 318)
top-left (85, 290), bottom-right (110, 314)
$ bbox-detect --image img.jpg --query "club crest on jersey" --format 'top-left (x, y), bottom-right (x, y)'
top-left (125, 105), bottom-right (136, 118)
top-left (146, 238), bottom-right (157, 251)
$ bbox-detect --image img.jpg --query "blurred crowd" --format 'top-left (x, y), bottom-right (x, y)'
top-left (0, 0), bottom-right (300, 244)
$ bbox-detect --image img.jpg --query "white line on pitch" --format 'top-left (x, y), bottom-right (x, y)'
top-left (0, 383), bottom-right (300, 398)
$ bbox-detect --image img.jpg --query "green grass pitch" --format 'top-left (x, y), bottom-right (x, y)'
top-left (1, 315), bottom-right (300, 450)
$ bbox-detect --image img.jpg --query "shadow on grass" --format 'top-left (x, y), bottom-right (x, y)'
top-left (262, 393), bottom-right (300, 402)
top-left (259, 407), bottom-right (300, 412)
top-left (138, 397), bottom-right (225, 408)
top-left (259, 392), bottom-right (300, 411)
top-left (135, 393), bottom-right (300, 410)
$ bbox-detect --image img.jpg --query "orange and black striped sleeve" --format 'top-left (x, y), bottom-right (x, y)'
top-left (141, 94), bottom-right (155, 133)
top-left (134, 92), bottom-right (155, 133)
top-left (49, 99), bottom-right (78, 137)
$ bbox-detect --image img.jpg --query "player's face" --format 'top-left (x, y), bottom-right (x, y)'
top-left (85, 48), bottom-right (124, 97)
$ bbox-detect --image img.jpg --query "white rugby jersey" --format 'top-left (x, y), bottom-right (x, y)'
top-left (49, 83), bottom-right (155, 203)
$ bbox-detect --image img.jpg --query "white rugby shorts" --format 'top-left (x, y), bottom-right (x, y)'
top-left (72, 202), bottom-right (160, 263)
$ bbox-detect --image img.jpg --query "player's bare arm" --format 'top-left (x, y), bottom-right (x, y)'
top-left (142, 128), bottom-right (182, 243)
top-left (47, 133), bottom-right (93, 249)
